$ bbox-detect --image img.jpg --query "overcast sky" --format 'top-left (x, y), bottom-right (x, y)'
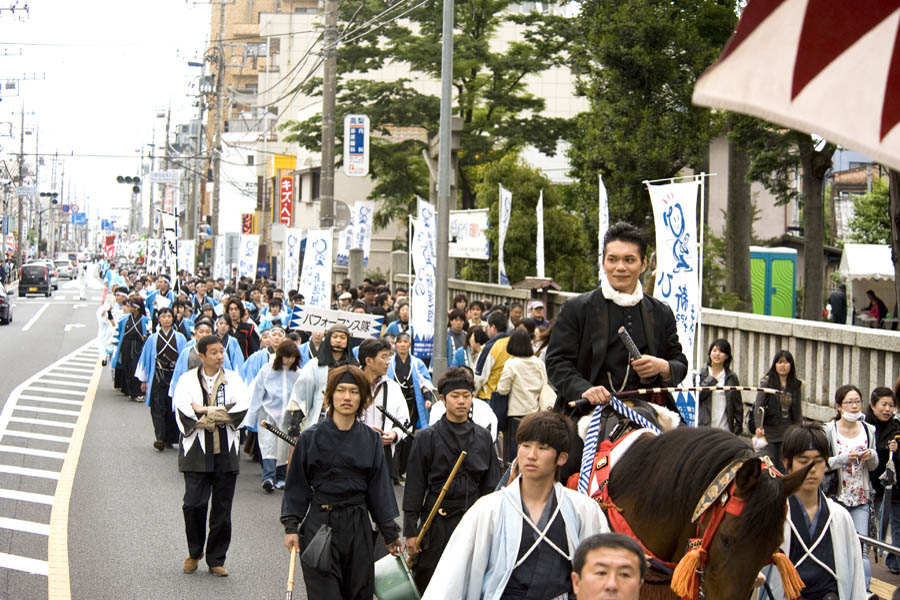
top-left (0, 0), bottom-right (211, 223)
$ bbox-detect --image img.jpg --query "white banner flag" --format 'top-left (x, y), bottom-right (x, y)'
top-left (536, 190), bottom-right (545, 279)
top-left (146, 239), bottom-right (161, 275)
top-left (298, 228), bottom-right (333, 309)
top-left (177, 240), bottom-right (196, 275)
top-left (213, 235), bottom-right (227, 280)
top-left (161, 213), bottom-right (178, 287)
top-left (449, 208), bottom-right (490, 260)
top-left (410, 218), bottom-right (435, 359)
top-left (353, 200), bottom-right (374, 265)
top-left (290, 305), bottom-right (383, 337)
top-left (417, 197), bottom-right (436, 254)
top-left (238, 234), bottom-right (260, 283)
top-left (598, 174), bottom-right (609, 284)
top-left (283, 228), bottom-right (303, 291)
top-left (648, 179), bottom-right (701, 425)
top-left (498, 184), bottom-right (512, 285)
top-left (336, 225), bottom-right (352, 267)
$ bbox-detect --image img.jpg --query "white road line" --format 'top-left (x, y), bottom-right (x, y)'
top-left (52, 367), bottom-right (95, 375)
top-left (64, 359), bottom-right (97, 366)
top-left (0, 445), bottom-right (66, 460)
top-left (0, 551), bottom-right (49, 576)
top-left (32, 379), bottom-right (89, 389)
top-left (14, 406), bottom-right (80, 417)
top-left (17, 397), bottom-right (83, 407)
top-left (40, 373), bottom-right (92, 381)
top-left (21, 387), bottom-right (85, 397)
top-left (0, 488), bottom-right (54, 505)
top-left (0, 516), bottom-right (49, 536)
top-left (21, 303), bottom-right (50, 332)
top-left (0, 465), bottom-right (59, 480)
top-left (1, 431), bottom-right (72, 444)
top-left (8, 417), bottom-right (76, 430)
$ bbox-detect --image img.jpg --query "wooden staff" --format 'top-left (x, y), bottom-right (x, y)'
top-left (285, 546), bottom-right (297, 600)
top-left (567, 385), bottom-right (789, 407)
top-left (407, 450), bottom-right (467, 567)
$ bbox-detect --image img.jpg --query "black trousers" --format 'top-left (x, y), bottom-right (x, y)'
top-left (149, 376), bottom-right (178, 444)
top-left (182, 470), bottom-right (237, 567)
top-left (412, 509), bottom-right (464, 592)
top-left (300, 503), bottom-right (374, 600)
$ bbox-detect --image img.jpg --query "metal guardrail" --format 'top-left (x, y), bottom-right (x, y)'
top-left (859, 534), bottom-right (900, 556)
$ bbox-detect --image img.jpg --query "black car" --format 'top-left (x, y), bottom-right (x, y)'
top-left (19, 264), bottom-right (52, 297)
top-left (0, 284), bottom-right (11, 324)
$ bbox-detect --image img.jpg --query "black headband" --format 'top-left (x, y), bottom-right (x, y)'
top-left (336, 370), bottom-right (358, 387)
top-left (440, 377), bottom-right (474, 397)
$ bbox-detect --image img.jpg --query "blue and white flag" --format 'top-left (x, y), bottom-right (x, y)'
top-left (353, 200), bottom-right (374, 266)
top-left (238, 234), bottom-right (260, 283)
top-left (536, 190), bottom-right (545, 279)
top-left (298, 228), bottom-right (333, 309)
top-left (648, 179), bottom-right (701, 425)
top-left (410, 218), bottom-right (435, 359)
top-left (283, 228), bottom-right (303, 291)
top-left (498, 184), bottom-right (512, 285)
top-left (213, 235), bottom-right (227, 280)
top-left (336, 205), bottom-right (355, 268)
top-left (177, 239), bottom-right (195, 275)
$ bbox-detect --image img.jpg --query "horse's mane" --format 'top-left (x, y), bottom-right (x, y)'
top-left (610, 427), bottom-right (785, 546)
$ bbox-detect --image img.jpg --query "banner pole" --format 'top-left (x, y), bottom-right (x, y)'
top-left (694, 173), bottom-right (707, 426)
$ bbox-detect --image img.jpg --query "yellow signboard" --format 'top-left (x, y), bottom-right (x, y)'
top-left (269, 154), bottom-right (297, 177)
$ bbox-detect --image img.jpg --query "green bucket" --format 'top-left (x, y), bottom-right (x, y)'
top-left (373, 554), bottom-right (421, 600)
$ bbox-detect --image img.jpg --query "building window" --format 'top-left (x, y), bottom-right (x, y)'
top-left (247, 155), bottom-right (254, 166)
top-left (312, 170), bottom-right (321, 201)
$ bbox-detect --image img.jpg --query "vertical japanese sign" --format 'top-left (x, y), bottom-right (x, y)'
top-left (177, 240), bottom-right (195, 275)
top-left (161, 212), bottom-right (179, 286)
top-left (213, 235), bottom-right (227, 280)
top-left (448, 209), bottom-right (490, 259)
top-left (343, 114), bottom-right (370, 177)
top-left (104, 234), bottom-right (116, 259)
top-left (164, 184), bottom-right (174, 214)
top-left (498, 184), bottom-right (512, 285)
top-left (283, 227), bottom-right (303, 291)
top-left (146, 239), bottom-right (161, 274)
top-left (410, 218), bottom-right (435, 359)
top-left (536, 190), bottom-right (545, 279)
top-left (353, 200), bottom-right (374, 265)
top-left (241, 213), bottom-right (255, 234)
top-left (648, 180), bottom-right (701, 425)
top-left (279, 176), bottom-right (293, 226)
top-left (298, 228), bottom-right (333, 309)
top-left (336, 204), bottom-right (355, 267)
top-left (238, 234), bottom-right (260, 283)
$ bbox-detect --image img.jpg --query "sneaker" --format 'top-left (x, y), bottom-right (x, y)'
top-left (134, 396), bottom-right (145, 403)
top-left (183, 556), bottom-right (200, 573)
top-left (262, 479), bottom-right (274, 493)
top-left (153, 440), bottom-right (165, 451)
top-left (274, 480), bottom-right (285, 490)
top-left (208, 566), bottom-right (228, 577)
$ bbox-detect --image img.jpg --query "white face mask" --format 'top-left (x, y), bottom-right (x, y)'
top-left (842, 411), bottom-right (864, 422)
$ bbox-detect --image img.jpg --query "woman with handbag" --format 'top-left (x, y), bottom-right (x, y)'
top-left (697, 338), bottom-right (742, 434)
top-left (823, 384), bottom-right (879, 594)
top-left (281, 365), bottom-right (402, 599)
top-left (753, 349), bottom-right (803, 468)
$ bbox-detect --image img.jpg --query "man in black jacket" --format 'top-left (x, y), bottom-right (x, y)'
top-left (546, 222), bottom-right (687, 455)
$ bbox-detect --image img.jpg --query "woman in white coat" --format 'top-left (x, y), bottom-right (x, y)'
top-left (495, 329), bottom-right (549, 462)
top-left (246, 340), bottom-right (302, 492)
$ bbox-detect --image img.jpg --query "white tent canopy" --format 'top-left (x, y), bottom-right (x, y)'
top-left (838, 244), bottom-right (896, 325)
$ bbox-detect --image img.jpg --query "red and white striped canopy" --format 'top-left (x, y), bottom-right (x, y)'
top-left (693, 0), bottom-right (900, 170)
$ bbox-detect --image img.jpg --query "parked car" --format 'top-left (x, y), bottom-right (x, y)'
top-left (0, 283), bottom-right (11, 324)
top-left (32, 260), bottom-right (58, 290)
top-left (19, 263), bottom-right (52, 297)
top-left (54, 260), bottom-right (75, 279)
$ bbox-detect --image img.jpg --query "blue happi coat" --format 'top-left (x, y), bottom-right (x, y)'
top-left (111, 315), bottom-right (148, 370)
top-left (135, 330), bottom-right (187, 406)
top-left (387, 352), bottom-right (433, 429)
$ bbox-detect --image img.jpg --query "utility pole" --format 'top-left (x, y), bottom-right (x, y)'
top-left (210, 0), bottom-right (226, 237)
top-left (14, 106), bottom-right (23, 271)
top-left (318, 0), bottom-right (338, 228)
top-left (161, 106), bottom-right (171, 239)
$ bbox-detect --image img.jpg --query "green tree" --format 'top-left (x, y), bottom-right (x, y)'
top-left (565, 0), bottom-right (738, 228)
top-left (847, 176), bottom-right (890, 244)
top-left (460, 154), bottom-right (595, 291)
top-left (280, 0), bottom-right (573, 229)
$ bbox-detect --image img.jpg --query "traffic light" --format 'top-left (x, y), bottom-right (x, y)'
top-left (39, 191), bottom-right (59, 204)
top-left (116, 175), bottom-right (141, 194)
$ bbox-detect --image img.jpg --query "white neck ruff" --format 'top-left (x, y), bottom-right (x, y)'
top-left (601, 278), bottom-right (644, 307)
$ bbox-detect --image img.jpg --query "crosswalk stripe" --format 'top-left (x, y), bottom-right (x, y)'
top-left (0, 516), bottom-right (49, 536)
top-left (0, 552), bottom-right (48, 576)
top-left (32, 379), bottom-right (89, 389)
top-left (0, 465), bottom-right (59, 480)
top-left (17, 396), bottom-right (83, 407)
top-left (1, 431), bottom-right (72, 444)
top-left (9, 417), bottom-right (76, 430)
top-left (0, 488), bottom-right (54, 505)
top-left (14, 406), bottom-right (81, 417)
top-left (23, 387), bottom-right (85, 397)
top-left (40, 373), bottom-right (92, 381)
top-left (0, 445), bottom-right (66, 460)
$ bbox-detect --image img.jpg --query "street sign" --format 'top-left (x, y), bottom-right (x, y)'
top-left (71, 213), bottom-right (87, 225)
top-left (70, 204), bottom-right (79, 213)
top-left (15, 186), bottom-right (33, 196)
top-left (5, 234), bottom-right (15, 252)
top-left (334, 200), bottom-right (351, 230)
top-left (279, 176), bottom-right (293, 226)
top-left (343, 114), bottom-right (370, 177)
top-left (61, 204), bottom-right (70, 213)
top-left (149, 170), bottom-right (179, 184)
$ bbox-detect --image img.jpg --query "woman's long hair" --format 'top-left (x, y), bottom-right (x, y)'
top-left (763, 349), bottom-right (800, 390)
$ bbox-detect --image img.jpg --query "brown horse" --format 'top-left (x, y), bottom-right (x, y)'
top-left (606, 427), bottom-right (808, 600)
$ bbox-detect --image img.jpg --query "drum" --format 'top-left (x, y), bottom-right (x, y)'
top-left (373, 554), bottom-right (420, 600)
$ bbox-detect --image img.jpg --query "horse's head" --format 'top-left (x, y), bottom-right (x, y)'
top-left (699, 457), bottom-right (810, 599)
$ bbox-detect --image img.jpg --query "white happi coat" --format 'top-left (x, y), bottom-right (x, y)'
top-left (173, 367), bottom-right (249, 465)
top-left (361, 376), bottom-right (411, 449)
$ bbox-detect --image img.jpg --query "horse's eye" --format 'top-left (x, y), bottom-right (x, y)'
top-left (719, 534), bottom-right (733, 549)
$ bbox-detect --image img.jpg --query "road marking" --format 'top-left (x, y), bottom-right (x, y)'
top-left (34, 373), bottom-right (92, 381)
top-left (62, 324), bottom-right (85, 333)
top-left (0, 552), bottom-right (48, 576)
top-left (8, 417), bottom-right (76, 430)
top-left (53, 367), bottom-right (95, 375)
top-left (48, 348), bottom-right (102, 600)
top-left (21, 303), bottom-right (50, 332)
top-left (14, 406), bottom-right (81, 417)
top-left (0, 488), bottom-right (54, 505)
top-left (32, 379), bottom-right (89, 389)
top-left (2, 431), bottom-right (72, 443)
top-left (23, 387), bottom-right (86, 397)
top-left (17, 396), bottom-right (83, 407)
top-left (0, 465), bottom-right (60, 480)
top-left (0, 445), bottom-right (66, 460)
top-left (0, 516), bottom-right (50, 536)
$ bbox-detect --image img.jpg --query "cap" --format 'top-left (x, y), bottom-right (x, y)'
top-left (339, 292), bottom-right (352, 300)
top-left (529, 300), bottom-right (544, 309)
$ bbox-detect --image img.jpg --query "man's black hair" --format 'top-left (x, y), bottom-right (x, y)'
top-left (572, 533), bottom-right (647, 580)
top-left (268, 297), bottom-right (283, 309)
top-left (467, 326), bottom-right (489, 346)
top-left (510, 301), bottom-right (523, 310)
top-left (448, 308), bottom-right (467, 324)
top-left (357, 337), bottom-right (393, 369)
top-left (603, 221), bottom-right (648, 259)
top-left (469, 300), bottom-right (485, 311)
top-left (517, 318), bottom-right (536, 337)
top-left (487, 311), bottom-right (507, 333)
top-left (516, 411), bottom-right (574, 455)
top-left (782, 424), bottom-right (831, 467)
top-left (197, 334), bottom-right (223, 355)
